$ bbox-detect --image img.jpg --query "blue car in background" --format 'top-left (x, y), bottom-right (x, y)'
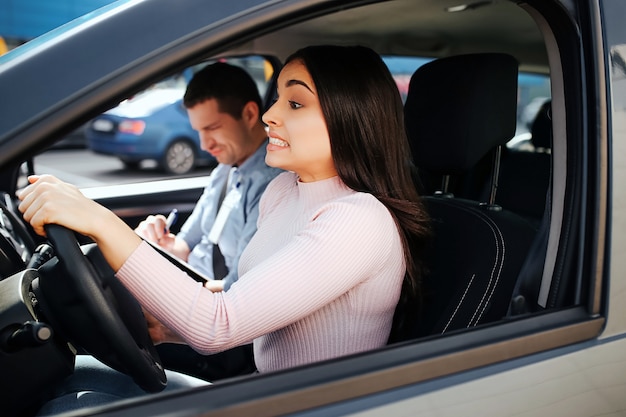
top-left (86, 87), bottom-right (215, 175)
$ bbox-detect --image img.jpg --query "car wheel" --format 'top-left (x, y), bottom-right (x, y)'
top-left (161, 139), bottom-right (195, 175)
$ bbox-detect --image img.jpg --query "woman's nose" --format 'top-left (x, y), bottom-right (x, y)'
top-left (262, 103), bottom-right (278, 126)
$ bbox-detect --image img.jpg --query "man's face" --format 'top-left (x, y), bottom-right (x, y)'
top-left (187, 98), bottom-right (255, 166)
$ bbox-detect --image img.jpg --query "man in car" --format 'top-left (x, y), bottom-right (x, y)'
top-left (134, 62), bottom-right (282, 380)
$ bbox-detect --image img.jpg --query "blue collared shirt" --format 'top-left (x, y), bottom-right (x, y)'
top-left (177, 141), bottom-right (282, 290)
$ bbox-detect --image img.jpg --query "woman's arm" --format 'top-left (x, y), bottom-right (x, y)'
top-left (17, 175), bottom-right (141, 271)
top-left (116, 192), bottom-right (404, 353)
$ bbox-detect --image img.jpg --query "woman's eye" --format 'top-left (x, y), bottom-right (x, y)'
top-left (288, 100), bottom-right (302, 109)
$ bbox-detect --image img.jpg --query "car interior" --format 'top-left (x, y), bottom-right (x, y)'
top-left (0, 0), bottom-right (601, 415)
top-left (403, 52), bottom-right (539, 337)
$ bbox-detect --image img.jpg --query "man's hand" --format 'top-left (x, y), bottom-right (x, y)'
top-left (135, 214), bottom-right (176, 251)
top-left (204, 280), bottom-right (225, 292)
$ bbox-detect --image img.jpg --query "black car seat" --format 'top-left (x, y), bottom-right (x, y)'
top-left (494, 100), bottom-right (552, 226)
top-left (528, 99), bottom-right (552, 152)
top-left (403, 53), bottom-right (539, 337)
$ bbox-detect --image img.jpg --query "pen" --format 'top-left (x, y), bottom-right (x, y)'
top-left (164, 209), bottom-right (178, 233)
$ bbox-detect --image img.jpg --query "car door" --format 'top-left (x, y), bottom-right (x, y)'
top-left (0, 0), bottom-right (622, 416)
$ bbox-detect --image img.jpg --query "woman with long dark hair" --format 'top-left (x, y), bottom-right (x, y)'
top-left (268, 45), bottom-right (429, 342)
top-left (19, 45), bottom-right (429, 409)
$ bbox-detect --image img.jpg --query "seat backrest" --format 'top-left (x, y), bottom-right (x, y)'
top-left (529, 99), bottom-right (552, 151)
top-left (495, 100), bottom-right (552, 225)
top-left (403, 53), bottom-right (539, 337)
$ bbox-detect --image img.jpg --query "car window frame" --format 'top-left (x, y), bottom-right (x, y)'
top-left (85, 2), bottom-right (605, 415)
top-left (0, 0), bottom-right (610, 414)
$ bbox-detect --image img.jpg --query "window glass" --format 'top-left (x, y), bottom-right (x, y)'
top-left (383, 56), bottom-right (433, 102)
top-left (31, 56), bottom-right (275, 188)
top-left (516, 73), bottom-right (552, 133)
top-left (382, 55), bottom-right (551, 147)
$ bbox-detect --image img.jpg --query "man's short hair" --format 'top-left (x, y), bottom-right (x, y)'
top-left (183, 62), bottom-right (263, 119)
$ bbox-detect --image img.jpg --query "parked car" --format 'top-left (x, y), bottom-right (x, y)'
top-left (86, 87), bottom-right (216, 175)
top-left (0, 0), bottom-right (624, 416)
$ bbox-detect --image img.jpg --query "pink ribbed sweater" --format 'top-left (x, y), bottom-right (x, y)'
top-left (116, 172), bottom-right (405, 373)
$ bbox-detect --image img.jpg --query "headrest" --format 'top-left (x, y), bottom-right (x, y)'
top-left (404, 53), bottom-right (519, 175)
top-left (530, 99), bottom-right (552, 150)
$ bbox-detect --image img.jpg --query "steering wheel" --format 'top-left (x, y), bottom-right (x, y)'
top-left (0, 199), bottom-right (36, 279)
top-left (35, 224), bottom-right (167, 393)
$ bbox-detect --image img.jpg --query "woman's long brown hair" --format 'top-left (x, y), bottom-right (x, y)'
top-left (286, 45), bottom-right (430, 342)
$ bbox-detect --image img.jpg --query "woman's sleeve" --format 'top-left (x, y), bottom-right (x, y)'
top-left (116, 193), bottom-right (403, 353)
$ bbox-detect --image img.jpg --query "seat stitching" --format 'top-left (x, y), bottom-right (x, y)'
top-left (467, 209), bottom-right (504, 327)
top-left (442, 273), bottom-right (476, 333)
top-left (430, 199), bottom-right (504, 330)
top-left (474, 221), bottom-right (506, 325)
